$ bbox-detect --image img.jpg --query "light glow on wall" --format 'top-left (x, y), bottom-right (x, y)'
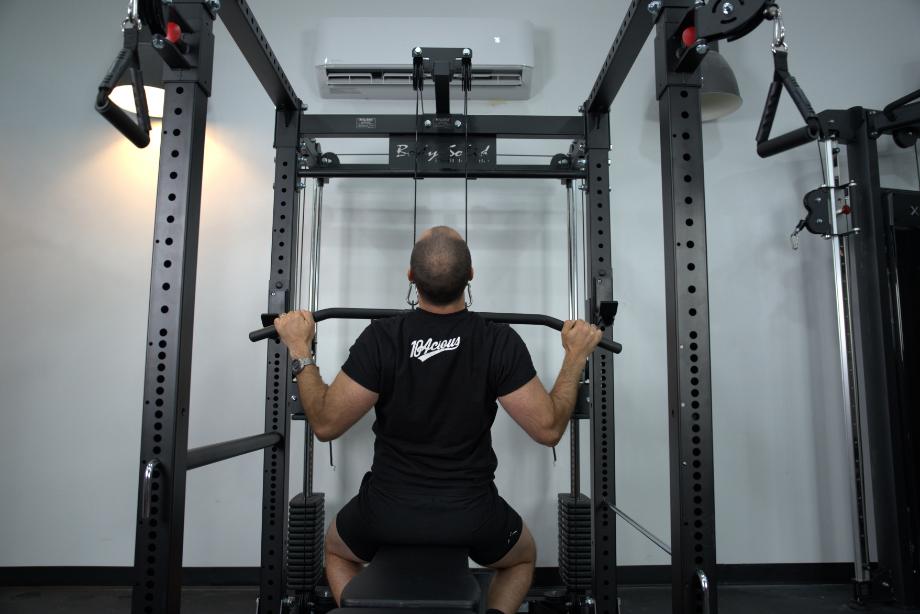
top-left (109, 85), bottom-right (165, 119)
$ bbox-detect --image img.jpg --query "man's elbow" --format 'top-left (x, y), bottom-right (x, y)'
top-left (312, 423), bottom-right (338, 442)
top-left (535, 403), bottom-right (565, 446)
top-left (537, 427), bottom-right (564, 447)
top-left (534, 416), bottom-right (565, 447)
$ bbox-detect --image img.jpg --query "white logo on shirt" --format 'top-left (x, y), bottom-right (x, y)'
top-left (409, 336), bottom-right (461, 362)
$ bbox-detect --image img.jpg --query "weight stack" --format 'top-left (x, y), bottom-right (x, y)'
top-left (558, 493), bottom-right (592, 592)
top-left (286, 492), bottom-right (325, 594)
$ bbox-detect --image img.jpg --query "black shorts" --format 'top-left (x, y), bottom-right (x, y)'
top-left (336, 472), bottom-right (523, 566)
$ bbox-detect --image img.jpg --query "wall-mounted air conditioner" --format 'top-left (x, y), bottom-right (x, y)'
top-left (314, 18), bottom-right (535, 100)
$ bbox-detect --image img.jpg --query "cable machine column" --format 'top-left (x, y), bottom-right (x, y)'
top-left (284, 176), bottom-right (327, 607)
top-left (557, 171), bottom-right (600, 605)
top-left (303, 178), bottom-right (325, 495)
top-left (566, 180), bottom-right (581, 498)
top-left (822, 138), bottom-right (872, 593)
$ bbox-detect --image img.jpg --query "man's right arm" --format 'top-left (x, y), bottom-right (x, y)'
top-left (499, 320), bottom-right (602, 447)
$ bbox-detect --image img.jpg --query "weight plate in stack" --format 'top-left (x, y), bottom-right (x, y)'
top-left (558, 493), bottom-right (592, 591)
top-left (286, 492), bottom-right (325, 593)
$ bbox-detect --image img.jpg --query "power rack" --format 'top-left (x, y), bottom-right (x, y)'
top-left (93, 0), bottom-right (920, 613)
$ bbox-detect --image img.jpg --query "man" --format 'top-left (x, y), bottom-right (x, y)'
top-left (275, 226), bottom-right (602, 614)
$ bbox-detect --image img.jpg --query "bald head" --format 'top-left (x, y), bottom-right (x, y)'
top-left (410, 226), bottom-right (472, 306)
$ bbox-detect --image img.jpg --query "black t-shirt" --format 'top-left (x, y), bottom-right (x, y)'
top-left (341, 308), bottom-right (536, 490)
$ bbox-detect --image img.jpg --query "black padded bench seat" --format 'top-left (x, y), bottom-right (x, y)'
top-left (341, 546), bottom-right (481, 611)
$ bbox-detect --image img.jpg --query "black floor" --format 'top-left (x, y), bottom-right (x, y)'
top-left (0, 585), bottom-right (916, 614)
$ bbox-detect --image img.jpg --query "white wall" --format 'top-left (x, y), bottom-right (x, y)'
top-left (1, 0), bottom-right (918, 569)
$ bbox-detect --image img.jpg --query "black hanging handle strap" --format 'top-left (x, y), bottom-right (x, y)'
top-left (95, 27), bottom-right (152, 148)
top-left (755, 50), bottom-right (820, 158)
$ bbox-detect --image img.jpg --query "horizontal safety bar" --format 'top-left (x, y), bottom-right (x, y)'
top-left (249, 307), bottom-right (622, 354)
top-left (187, 432), bottom-right (283, 470)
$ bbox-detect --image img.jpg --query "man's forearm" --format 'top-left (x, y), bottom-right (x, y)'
top-left (548, 353), bottom-right (585, 435)
top-left (295, 363), bottom-right (329, 431)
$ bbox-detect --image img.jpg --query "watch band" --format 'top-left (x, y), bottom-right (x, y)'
top-left (291, 356), bottom-right (315, 377)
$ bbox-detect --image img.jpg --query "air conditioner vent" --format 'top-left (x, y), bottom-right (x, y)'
top-left (322, 68), bottom-right (525, 89)
top-left (315, 17), bottom-right (535, 100)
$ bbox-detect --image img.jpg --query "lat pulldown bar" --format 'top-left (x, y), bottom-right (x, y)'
top-left (249, 308), bottom-right (623, 354)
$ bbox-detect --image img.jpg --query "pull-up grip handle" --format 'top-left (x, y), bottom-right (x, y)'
top-left (95, 29), bottom-right (152, 148)
top-left (755, 50), bottom-right (819, 159)
top-left (249, 308), bottom-right (623, 354)
top-left (757, 123), bottom-right (819, 158)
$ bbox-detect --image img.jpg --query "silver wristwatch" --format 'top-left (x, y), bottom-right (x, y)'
top-left (291, 355), bottom-right (315, 377)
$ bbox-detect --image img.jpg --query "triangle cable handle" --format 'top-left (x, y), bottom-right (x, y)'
top-left (755, 50), bottom-right (820, 158)
top-left (95, 29), bottom-right (152, 148)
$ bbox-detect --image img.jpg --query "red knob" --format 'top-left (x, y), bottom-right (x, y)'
top-left (166, 21), bottom-right (182, 44)
top-left (681, 26), bottom-right (697, 48)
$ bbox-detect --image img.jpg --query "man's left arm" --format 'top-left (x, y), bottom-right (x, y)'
top-left (276, 311), bottom-right (378, 441)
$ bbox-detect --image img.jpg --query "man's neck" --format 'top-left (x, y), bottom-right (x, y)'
top-left (417, 297), bottom-right (466, 314)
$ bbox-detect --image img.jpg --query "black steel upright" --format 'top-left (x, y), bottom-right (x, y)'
top-left (845, 112), bottom-right (920, 607)
top-left (256, 109), bottom-right (302, 613)
top-left (581, 0), bottom-right (719, 610)
top-left (207, 2), bottom-right (305, 606)
top-left (584, 112), bottom-right (618, 612)
top-left (131, 4), bottom-right (214, 613)
top-left (655, 5), bottom-right (718, 613)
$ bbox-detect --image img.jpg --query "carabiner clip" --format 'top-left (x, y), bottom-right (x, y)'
top-left (406, 282), bottom-right (419, 307)
top-left (771, 7), bottom-right (787, 53)
top-left (123, 0), bottom-right (141, 31)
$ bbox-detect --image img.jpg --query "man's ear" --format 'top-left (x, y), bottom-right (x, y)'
top-left (407, 268), bottom-right (414, 282)
top-left (469, 266), bottom-right (475, 282)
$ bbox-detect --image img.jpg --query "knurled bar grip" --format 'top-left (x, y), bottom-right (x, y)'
top-left (249, 307), bottom-right (623, 354)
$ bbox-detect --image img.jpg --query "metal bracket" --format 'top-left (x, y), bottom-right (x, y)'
top-left (298, 137), bottom-right (323, 170)
top-left (597, 300), bottom-right (618, 327)
top-left (567, 139), bottom-right (587, 172)
top-left (800, 181), bottom-right (859, 239)
top-left (410, 46), bottom-right (472, 115)
top-left (573, 381), bottom-right (591, 419)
